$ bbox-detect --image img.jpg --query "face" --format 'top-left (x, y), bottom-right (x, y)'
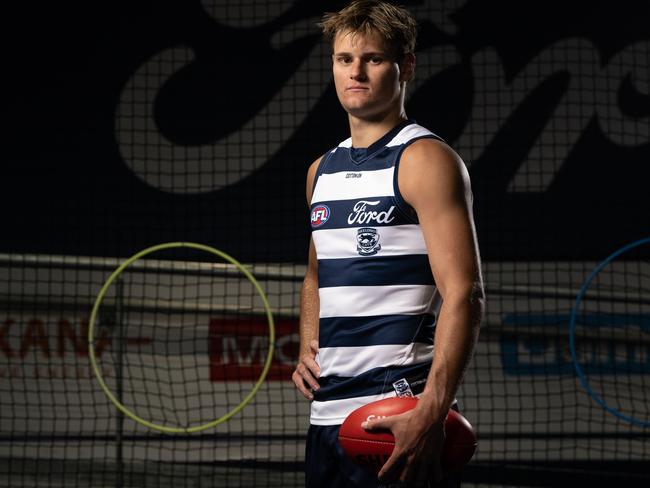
top-left (332, 30), bottom-right (412, 121)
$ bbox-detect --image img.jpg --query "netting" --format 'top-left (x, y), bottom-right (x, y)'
top-left (2, 0), bottom-right (650, 486)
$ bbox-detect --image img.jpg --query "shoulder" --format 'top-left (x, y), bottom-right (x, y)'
top-left (307, 155), bottom-right (323, 179)
top-left (401, 137), bottom-right (465, 173)
top-left (306, 155), bottom-right (324, 204)
top-left (399, 138), bottom-right (471, 205)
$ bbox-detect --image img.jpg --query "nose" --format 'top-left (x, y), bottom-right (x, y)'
top-left (350, 58), bottom-right (367, 81)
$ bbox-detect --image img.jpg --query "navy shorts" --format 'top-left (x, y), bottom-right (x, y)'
top-left (304, 423), bottom-right (462, 488)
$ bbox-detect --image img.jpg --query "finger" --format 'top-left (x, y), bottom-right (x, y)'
top-left (362, 415), bottom-right (394, 432)
top-left (377, 449), bottom-right (406, 482)
top-left (292, 370), bottom-right (314, 400)
top-left (291, 370), bottom-right (312, 399)
top-left (302, 355), bottom-right (321, 379)
top-left (297, 361), bottom-right (320, 391)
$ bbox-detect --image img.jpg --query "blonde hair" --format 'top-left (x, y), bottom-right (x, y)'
top-left (319, 0), bottom-right (418, 62)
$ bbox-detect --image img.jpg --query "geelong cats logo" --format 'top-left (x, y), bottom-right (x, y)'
top-left (357, 227), bottom-right (381, 256)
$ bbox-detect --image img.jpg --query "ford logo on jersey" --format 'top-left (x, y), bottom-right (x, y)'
top-left (348, 200), bottom-right (396, 225)
top-left (311, 205), bottom-right (331, 228)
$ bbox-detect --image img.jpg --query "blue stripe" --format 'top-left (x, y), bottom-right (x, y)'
top-left (319, 314), bottom-right (435, 348)
top-left (318, 255), bottom-right (434, 288)
top-left (321, 146), bottom-right (400, 173)
top-left (313, 362), bottom-right (431, 402)
top-left (310, 197), bottom-right (412, 230)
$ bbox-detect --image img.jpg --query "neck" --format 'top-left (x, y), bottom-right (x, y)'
top-left (348, 105), bottom-right (408, 148)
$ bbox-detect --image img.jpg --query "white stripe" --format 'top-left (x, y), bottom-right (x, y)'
top-left (336, 124), bottom-right (432, 150)
top-left (310, 393), bottom-right (457, 426)
top-left (310, 392), bottom-right (398, 426)
top-left (319, 285), bottom-right (438, 318)
top-left (312, 225), bottom-right (427, 259)
top-left (338, 138), bottom-right (352, 148)
top-left (318, 343), bottom-right (433, 377)
top-left (311, 167), bottom-right (395, 203)
top-left (386, 124), bottom-right (434, 147)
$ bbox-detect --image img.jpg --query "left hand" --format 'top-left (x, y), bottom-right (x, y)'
top-left (362, 407), bottom-right (445, 486)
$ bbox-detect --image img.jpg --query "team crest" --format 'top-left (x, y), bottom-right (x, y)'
top-left (311, 205), bottom-right (330, 228)
top-left (356, 227), bottom-right (381, 256)
top-left (392, 378), bottom-right (414, 397)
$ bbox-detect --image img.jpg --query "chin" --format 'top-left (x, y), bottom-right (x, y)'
top-left (342, 100), bottom-right (374, 114)
top-left (344, 105), bottom-right (384, 120)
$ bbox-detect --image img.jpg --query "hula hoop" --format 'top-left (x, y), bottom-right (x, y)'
top-left (88, 241), bottom-right (276, 434)
top-left (569, 236), bottom-right (650, 427)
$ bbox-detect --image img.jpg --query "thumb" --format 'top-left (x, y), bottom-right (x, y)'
top-left (362, 415), bottom-right (395, 432)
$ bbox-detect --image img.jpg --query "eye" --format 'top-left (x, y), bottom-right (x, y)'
top-left (335, 55), bottom-right (352, 64)
top-left (369, 56), bottom-right (384, 65)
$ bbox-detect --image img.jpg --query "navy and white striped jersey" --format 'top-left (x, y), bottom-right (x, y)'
top-left (308, 119), bottom-right (444, 426)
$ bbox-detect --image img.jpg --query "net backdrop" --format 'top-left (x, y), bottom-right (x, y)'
top-left (2, 0), bottom-right (650, 486)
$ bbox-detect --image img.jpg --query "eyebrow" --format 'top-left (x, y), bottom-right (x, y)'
top-left (333, 51), bottom-right (387, 57)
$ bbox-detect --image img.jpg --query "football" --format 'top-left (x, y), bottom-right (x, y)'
top-left (338, 397), bottom-right (477, 474)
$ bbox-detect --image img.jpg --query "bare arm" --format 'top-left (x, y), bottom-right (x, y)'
top-left (366, 139), bottom-right (485, 484)
top-left (292, 157), bottom-right (322, 400)
top-left (404, 139), bottom-right (484, 425)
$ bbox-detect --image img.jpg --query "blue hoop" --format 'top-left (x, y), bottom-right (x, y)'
top-left (569, 236), bottom-right (650, 427)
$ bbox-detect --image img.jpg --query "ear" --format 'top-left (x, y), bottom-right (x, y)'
top-left (400, 52), bottom-right (416, 83)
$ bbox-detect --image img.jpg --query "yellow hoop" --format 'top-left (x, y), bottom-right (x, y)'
top-left (88, 242), bottom-right (275, 434)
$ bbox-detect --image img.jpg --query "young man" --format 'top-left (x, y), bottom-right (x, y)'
top-left (292, 1), bottom-right (485, 487)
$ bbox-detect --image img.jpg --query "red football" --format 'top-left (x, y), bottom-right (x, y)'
top-left (338, 397), bottom-right (477, 475)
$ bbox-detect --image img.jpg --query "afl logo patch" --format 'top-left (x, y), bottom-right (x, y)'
top-left (311, 205), bottom-right (331, 228)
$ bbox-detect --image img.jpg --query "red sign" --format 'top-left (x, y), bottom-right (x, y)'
top-left (208, 316), bottom-right (299, 381)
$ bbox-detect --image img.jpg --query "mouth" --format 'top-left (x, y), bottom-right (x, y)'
top-left (346, 86), bottom-right (368, 91)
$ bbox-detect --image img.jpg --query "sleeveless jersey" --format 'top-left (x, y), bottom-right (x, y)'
top-left (308, 120), bottom-right (444, 426)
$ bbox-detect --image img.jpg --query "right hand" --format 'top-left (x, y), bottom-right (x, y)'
top-left (292, 339), bottom-right (320, 400)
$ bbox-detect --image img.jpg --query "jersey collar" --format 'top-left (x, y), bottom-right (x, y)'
top-left (349, 119), bottom-right (415, 164)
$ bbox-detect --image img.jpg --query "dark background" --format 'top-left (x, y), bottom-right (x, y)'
top-left (4, 0), bottom-right (650, 263)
